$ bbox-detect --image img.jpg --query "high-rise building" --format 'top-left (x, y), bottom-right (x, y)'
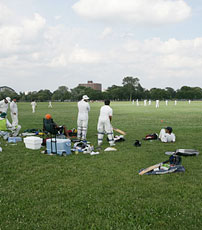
top-left (79, 81), bottom-right (102, 91)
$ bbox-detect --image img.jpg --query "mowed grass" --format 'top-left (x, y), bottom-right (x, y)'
top-left (1, 101), bottom-right (202, 230)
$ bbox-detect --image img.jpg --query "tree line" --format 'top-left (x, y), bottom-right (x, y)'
top-left (1, 77), bottom-right (202, 101)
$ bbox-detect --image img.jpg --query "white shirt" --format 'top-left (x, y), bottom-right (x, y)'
top-left (98, 105), bottom-right (113, 121)
top-left (31, 101), bottom-right (36, 107)
top-left (0, 100), bottom-right (8, 113)
top-left (10, 101), bottom-right (18, 114)
top-left (77, 99), bottom-right (90, 120)
top-left (159, 129), bottom-right (176, 143)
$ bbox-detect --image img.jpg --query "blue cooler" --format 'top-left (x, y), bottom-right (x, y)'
top-left (46, 138), bottom-right (71, 156)
top-left (8, 137), bottom-right (22, 143)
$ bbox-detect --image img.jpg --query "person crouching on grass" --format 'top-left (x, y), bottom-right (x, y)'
top-left (0, 112), bottom-right (21, 139)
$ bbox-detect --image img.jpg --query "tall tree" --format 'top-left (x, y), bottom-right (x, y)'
top-left (122, 76), bottom-right (141, 101)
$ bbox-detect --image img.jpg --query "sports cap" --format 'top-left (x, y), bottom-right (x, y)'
top-left (0, 112), bottom-right (7, 118)
top-left (45, 114), bottom-right (52, 120)
top-left (165, 127), bottom-right (173, 133)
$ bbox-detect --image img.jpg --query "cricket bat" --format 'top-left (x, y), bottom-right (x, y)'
top-left (113, 128), bottom-right (126, 135)
top-left (139, 159), bottom-right (170, 175)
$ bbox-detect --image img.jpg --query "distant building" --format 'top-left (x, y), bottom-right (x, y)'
top-left (0, 86), bottom-right (16, 93)
top-left (79, 81), bottom-right (102, 91)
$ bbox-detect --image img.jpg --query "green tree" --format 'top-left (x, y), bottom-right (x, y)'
top-left (122, 76), bottom-right (141, 101)
top-left (52, 86), bottom-right (71, 101)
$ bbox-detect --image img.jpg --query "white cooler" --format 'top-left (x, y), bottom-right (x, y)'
top-left (24, 136), bottom-right (43, 150)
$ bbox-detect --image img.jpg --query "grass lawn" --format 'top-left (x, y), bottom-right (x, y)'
top-left (0, 101), bottom-right (202, 230)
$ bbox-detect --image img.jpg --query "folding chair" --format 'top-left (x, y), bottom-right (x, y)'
top-left (43, 118), bottom-right (58, 154)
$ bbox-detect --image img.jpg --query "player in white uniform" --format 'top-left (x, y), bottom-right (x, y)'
top-left (97, 100), bottom-right (115, 147)
top-left (144, 100), bottom-right (147, 106)
top-left (0, 97), bottom-right (11, 114)
top-left (136, 99), bottom-right (139, 106)
top-left (159, 127), bottom-right (176, 143)
top-left (10, 98), bottom-right (19, 126)
top-left (148, 100), bottom-right (151, 106)
top-left (77, 95), bottom-right (90, 141)
top-left (0, 112), bottom-right (21, 139)
top-left (156, 100), bottom-right (159, 108)
top-left (165, 100), bottom-right (168, 106)
top-left (31, 100), bottom-right (37, 113)
top-left (48, 101), bottom-right (52, 108)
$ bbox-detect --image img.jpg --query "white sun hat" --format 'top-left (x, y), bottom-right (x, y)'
top-left (82, 95), bottom-right (89, 100)
top-left (5, 97), bottom-right (11, 103)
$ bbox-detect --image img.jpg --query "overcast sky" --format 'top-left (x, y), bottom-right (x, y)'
top-left (0, 0), bottom-right (202, 93)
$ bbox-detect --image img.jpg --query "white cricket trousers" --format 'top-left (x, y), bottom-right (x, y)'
top-left (32, 106), bottom-right (35, 113)
top-left (97, 119), bottom-right (114, 146)
top-left (77, 119), bottom-right (88, 140)
top-left (11, 113), bottom-right (18, 126)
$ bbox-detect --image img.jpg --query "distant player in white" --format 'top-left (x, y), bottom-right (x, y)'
top-left (48, 101), bottom-right (52, 108)
top-left (188, 100), bottom-right (191, 104)
top-left (97, 100), bottom-right (115, 147)
top-left (144, 100), bottom-right (147, 106)
top-left (132, 99), bottom-right (134, 105)
top-left (148, 100), bottom-right (151, 106)
top-left (156, 100), bottom-right (159, 108)
top-left (0, 97), bottom-right (11, 114)
top-left (136, 99), bottom-right (139, 106)
top-left (10, 98), bottom-right (19, 126)
top-left (165, 100), bottom-right (168, 106)
top-left (159, 127), bottom-right (176, 143)
top-left (174, 100), bottom-right (177, 106)
top-left (77, 95), bottom-right (90, 141)
top-left (31, 100), bottom-right (37, 113)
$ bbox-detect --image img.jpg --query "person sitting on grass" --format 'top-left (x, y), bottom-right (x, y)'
top-left (159, 126), bottom-right (176, 143)
top-left (0, 112), bottom-right (21, 139)
top-left (44, 114), bottom-right (69, 138)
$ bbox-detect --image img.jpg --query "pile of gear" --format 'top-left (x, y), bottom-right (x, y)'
top-left (139, 149), bottom-right (199, 175)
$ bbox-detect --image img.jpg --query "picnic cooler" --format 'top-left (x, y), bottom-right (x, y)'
top-left (8, 137), bottom-right (22, 143)
top-left (46, 138), bottom-right (71, 155)
top-left (24, 136), bottom-right (43, 150)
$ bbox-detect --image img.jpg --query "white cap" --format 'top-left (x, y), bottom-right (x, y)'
top-left (5, 97), bottom-right (11, 103)
top-left (82, 95), bottom-right (89, 100)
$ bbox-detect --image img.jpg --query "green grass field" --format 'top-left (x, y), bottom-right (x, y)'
top-left (1, 101), bottom-right (202, 230)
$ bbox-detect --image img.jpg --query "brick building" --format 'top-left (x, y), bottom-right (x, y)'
top-left (79, 81), bottom-right (102, 91)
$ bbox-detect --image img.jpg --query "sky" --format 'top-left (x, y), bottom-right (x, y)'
top-left (0, 0), bottom-right (202, 93)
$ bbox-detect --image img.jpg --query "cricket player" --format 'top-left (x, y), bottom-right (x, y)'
top-left (97, 100), bottom-right (115, 147)
top-left (0, 112), bottom-right (21, 139)
top-left (48, 101), bottom-right (52, 108)
top-left (156, 100), bottom-right (159, 108)
top-left (10, 98), bottom-right (19, 126)
top-left (174, 100), bottom-right (177, 106)
top-left (148, 100), bottom-right (151, 106)
top-left (144, 100), bottom-right (147, 106)
top-left (159, 127), bottom-right (176, 143)
top-left (0, 97), bottom-right (11, 113)
top-left (77, 95), bottom-right (90, 141)
top-left (165, 100), bottom-right (168, 106)
top-left (31, 100), bottom-right (37, 113)
top-left (136, 99), bottom-right (139, 106)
